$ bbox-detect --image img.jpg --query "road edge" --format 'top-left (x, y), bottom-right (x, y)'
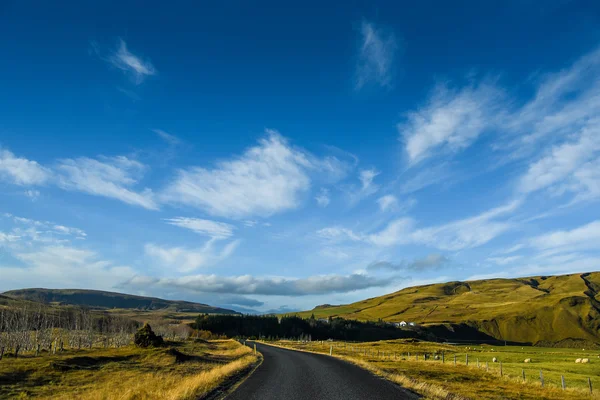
top-left (255, 341), bottom-right (424, 400)
top-left (203, 347), bottom-right (264, 400)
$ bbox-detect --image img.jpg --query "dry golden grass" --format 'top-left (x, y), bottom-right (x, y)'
top-left (271, 339), bottom-right (600, 400)
top-left (0, 339), bottom-right (260, 399)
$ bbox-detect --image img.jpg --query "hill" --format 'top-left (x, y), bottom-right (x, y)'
top-left (294, 272), bottom-right (600, 346)
top-left (2, 288), bottom-right (239, 315)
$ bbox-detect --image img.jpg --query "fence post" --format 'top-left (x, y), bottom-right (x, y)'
top-left (540, 370), bottom-right (544, 387)
top-left (561, 375), bottom-right (565, 390)
top-left (466, 354), bottom-right (469, 366)
top-left (500, 362), bottom-right (503, 377)
top-left (486, 361), bottom-right (489, 372)
top-left (522, 369), bottom-right (525, 382)
top-left (588, 377), bottom-right (593, 394)
top-left (476, 358), bottom-right (479, 368)
top-left (454, 354), bottom-right (456, 366)
top-left (330, 345), bottom-right (333, 356)
top-left (442, 351), bottom-right (445, 363)
top-left (254, 344), bottom-right (257, 355)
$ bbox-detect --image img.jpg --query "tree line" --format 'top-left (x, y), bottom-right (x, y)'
top-left (195, 314), bottom-right (433, 342)
top-left (0, 305), bottom-right (139, 359)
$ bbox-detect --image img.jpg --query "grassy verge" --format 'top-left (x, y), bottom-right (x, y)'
top-left (269, 339), bottom-right (599, 400)
top-left (0, 339), bottom-right (260, 399)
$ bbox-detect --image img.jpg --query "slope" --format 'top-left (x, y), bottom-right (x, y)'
top-left (2, 288), bottom-right (239, 315)
top-left (295, 272), bottom-right (600, 346)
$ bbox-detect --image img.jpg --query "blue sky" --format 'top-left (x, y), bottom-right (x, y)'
top-left (1, 1), bottom-right (600, 313)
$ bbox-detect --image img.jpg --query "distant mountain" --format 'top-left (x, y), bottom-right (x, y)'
top-left (2, 288), bottom-right (239, 315)
top-left (294, 272), bottom-right (600, 347)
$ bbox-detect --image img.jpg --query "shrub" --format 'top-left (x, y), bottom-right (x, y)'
top-left (134, 323), bottom-right (164, 348)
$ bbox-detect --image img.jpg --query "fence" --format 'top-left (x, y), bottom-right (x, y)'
top-left (296, 340), bottom-right (597, 396)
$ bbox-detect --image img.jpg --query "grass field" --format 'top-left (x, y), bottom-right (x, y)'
top-left (0, 339), bottom-right (259, 399)
top-left (271, 339), bottom-right (600, 400)
top-left (292, 272), bottom-right (600, 346)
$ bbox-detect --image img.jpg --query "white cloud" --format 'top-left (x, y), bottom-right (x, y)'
top-left (366, 218), bottom-right (414, 247)
top-left (164, 217), bottom-right (235, 239)
top-left (508, 47), bottom-right (600, 146)
top-left (486, 255), bottom-right (523, 265)
top-left (162, 131), bottom-right (336, 219)
top-left (145, 240), bottom-right (240, 273)
top-left (1, 213), bottom-right (87, 243)
top-left (315, 188), bottom-right (330, 207)
top-left (108, 39), bottom-right (156, 84)
top-left (0, 149), bottom-right (51, 185)
top-left (153, 129), bottom-right (180, 145)
top-left (24, 190), bottom-right (40, 200)
top-left (0, 245), bottom-right (135, 292)
top-left (52, 225), bottom-right (87, 239)
top-left (55, 155), bottom-right (158, 210)
top-left (409, 200), bottom-right (520, 251)
top-left (359, 168), bottom-right (379, 193)
top-left (518, 121), bottom-right (600, 197)
top-left (400, 81), bottom-right (505, 164)
top-left (316, 226), bottom-right (364, 242)
top-left (529, 220), bottom-right (600, 254)
top-left (318, 200), bottom-right (520, 251)
top-left (377, 194), bottom-right (398, 211)
top-left (355, 20), bottom-right (397, 90)
top-left (124, 272), bottom-right (392, 296)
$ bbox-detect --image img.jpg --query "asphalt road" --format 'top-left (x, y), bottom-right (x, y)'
top-left (226, 342), bottom-right (419, 400)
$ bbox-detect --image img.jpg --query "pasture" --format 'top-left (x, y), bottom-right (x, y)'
top-left (272, 339), bottom-right (600, 400)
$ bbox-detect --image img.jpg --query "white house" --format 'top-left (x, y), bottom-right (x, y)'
top-left (408, 322), bottom-right (417, 327)
top-left (393, 321), bottom-right (407, 327)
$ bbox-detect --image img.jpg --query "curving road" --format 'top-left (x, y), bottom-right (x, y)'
top-left (226, 342), bottom-right (419, 400)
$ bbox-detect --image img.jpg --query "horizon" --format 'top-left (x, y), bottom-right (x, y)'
top-left (2, 1), bottom-right (600, 314)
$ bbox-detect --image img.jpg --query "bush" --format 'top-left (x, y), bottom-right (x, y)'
top-left (134, 323), bottom-right (164, 348)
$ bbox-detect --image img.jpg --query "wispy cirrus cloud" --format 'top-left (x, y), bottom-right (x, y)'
top-left (144, 240), bottom-right (240, 273)
top-left (164, 217), bottom-right (235, 239)
top-left (398, 46), bottom-right (600, 173)
top-left (161, 131), bottom-right (351, 219)
top-left (108, 39), bottom-right (156, 84)
top-left (355, 21), bottom-right (398, 90)
top-left (399, 81), bottom-right (505, 164)
top-left (377, 194), bottom-right (398, 212)
top-left (315, 188), bottom-right (331, 207)
top-left (55, 155), bottom-right (158, 210)
top-left (507, 47), bottom-right (600, 148)
top-left (318, 200), bottom-right (520, 251)
top-left (0, 148), bottom-right (51, 185)
top-left (528, 220), bottom-right (600, 254)
top-left (518, 119), bottom-right (600, 203)
top-left (153, 129), bottom-right (181, 146)
top-left (0, 245), bottom-right (135, 292)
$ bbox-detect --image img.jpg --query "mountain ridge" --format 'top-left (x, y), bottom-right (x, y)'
top-left (2, 288), bottom-right (239, 315)
top-left (293, 271), bottom-right (600, 346)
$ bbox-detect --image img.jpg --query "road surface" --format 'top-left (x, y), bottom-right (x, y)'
top-left (226, 342), bottom-right (419, 400)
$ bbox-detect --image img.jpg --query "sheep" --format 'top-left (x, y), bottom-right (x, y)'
top-left (492, 357), bottom-right (498, 363)
top-left (524, 358), bottom-right (532, 363)
top-left (576, 358), bottom-right (582, 363)
top-left (582, 358), bottom-right (589, 364)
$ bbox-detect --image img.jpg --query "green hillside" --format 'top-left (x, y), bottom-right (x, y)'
top-left (295, 272), bottom-right (600, 346)
top-left (2, 288), bottom-right (239, 315)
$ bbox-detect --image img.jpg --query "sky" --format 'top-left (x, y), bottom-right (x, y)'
top-left (1, 1), bottom-right (600, 313)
